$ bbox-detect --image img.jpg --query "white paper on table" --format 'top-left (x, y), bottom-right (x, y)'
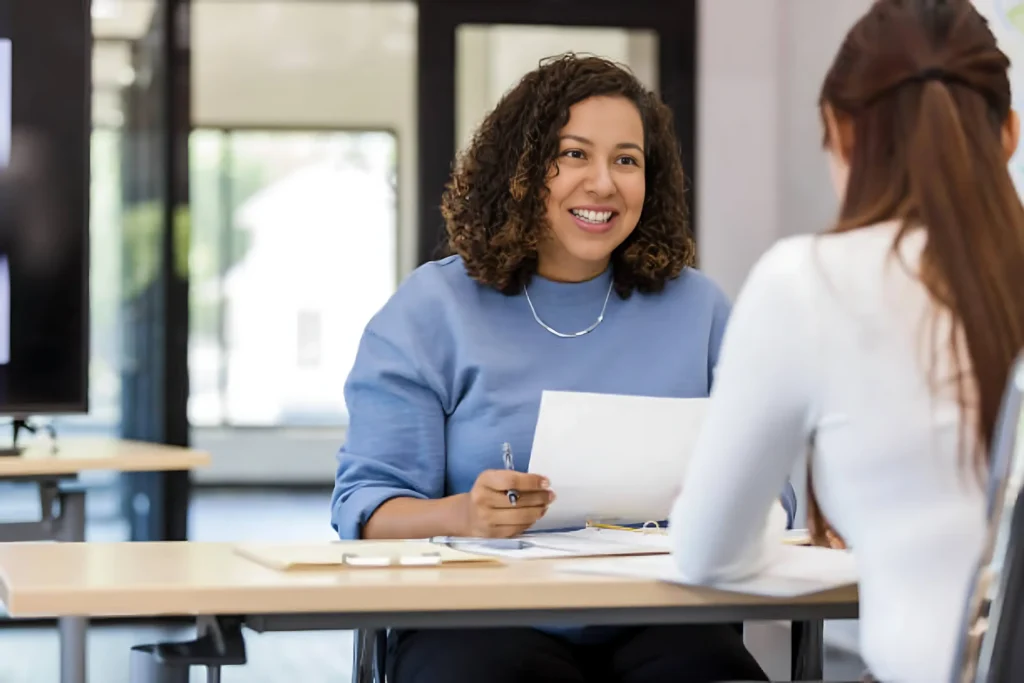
top-left (444, 528), bottom-right (672, 559)
top-left (527, 391), bottom-right (709, 531)
top-left (558, 545), bottom-right (859, 598)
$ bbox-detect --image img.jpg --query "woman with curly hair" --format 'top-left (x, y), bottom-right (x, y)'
top-left (331, 54), bottom-right (775, 682)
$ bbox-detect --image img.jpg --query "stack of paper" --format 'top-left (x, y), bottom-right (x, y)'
top-left (527, 391), bottom-right (709, 530)
top-left (557, 545), bottom-right (858, 598)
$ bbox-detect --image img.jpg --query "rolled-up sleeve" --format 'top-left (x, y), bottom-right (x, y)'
top-left (330, 326), bottom-right (447, 539)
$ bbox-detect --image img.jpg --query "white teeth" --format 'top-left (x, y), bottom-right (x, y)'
top-left (571, 209), bottom-right (613, 224)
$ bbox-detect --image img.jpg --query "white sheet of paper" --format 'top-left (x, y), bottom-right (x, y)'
top-left (558, 545), bottom-right (858, 598)
top-left (443, 528), bottom-right (672, 559)
top-left (527, 391), bottom-right (709, 530)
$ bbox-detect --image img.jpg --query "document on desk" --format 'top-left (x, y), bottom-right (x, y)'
top-left (558, 545), bottom-right (858, 598)
top-left (438, 528), bottom-right (672, 559)
top-left (527, 391), bottom-right (709, 531)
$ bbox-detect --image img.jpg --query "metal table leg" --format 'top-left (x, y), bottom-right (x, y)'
top-left (352, 628), bottom-right (377, 683)
top-left (56, 488), bottom-right (87, 683)
top-left (791, 618), bottom-right (825, 681)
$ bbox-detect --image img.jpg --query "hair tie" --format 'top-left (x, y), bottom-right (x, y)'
top-left (906, 66), bottom-right (955, 85)
top-left (864, 66), bottom-right (965, 106)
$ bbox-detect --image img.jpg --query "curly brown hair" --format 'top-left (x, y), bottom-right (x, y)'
top-left (441, 53), bottom-right (695, 298)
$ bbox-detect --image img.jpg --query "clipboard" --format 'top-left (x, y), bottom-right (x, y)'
top-left (234, 541), bottom-right (503, 571)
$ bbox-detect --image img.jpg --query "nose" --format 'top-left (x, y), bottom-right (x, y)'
top-left (582, 162), bottom-right (616, 197)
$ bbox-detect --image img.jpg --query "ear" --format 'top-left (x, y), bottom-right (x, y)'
top-left (1002, 109), bottom-right (1020, 162)
top-left (822, 103), bottom-right (853, 164)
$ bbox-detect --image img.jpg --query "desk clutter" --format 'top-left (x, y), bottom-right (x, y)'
top-left (233, 526), bottom-right (818, 573)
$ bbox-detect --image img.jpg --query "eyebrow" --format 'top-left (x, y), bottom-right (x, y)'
top-left (560, 134), bottom-right (644, 154)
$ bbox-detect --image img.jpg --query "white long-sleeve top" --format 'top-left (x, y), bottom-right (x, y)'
top-left (670, 222), bottom-right (987, 683)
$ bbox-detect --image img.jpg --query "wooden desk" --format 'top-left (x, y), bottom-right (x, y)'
top-left (0, 542), bottom-right (859, 682)
top-left (0, 439), bottom-right (210, 683)
top-left (0, 541), bottom-right (857, 620)
top-left (0, 438), bottom-right (210, 478)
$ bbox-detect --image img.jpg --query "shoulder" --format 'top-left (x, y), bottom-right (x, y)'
top-left (733, 235), bottom-right (821, 318)
top-left (734, 227), bottom-right (901, 324)
top-left (657, 267), bottom-right (732, 311)
top-left (747, 222), bottom-right (905, 300)
top-left (365, 255), bottom-right (480, 339)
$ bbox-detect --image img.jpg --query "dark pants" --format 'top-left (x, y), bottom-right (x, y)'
top-left (387, 625), bottom-right (769, 683)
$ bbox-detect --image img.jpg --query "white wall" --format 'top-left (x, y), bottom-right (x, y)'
top-left (698, 0), bottom-right (870, 300)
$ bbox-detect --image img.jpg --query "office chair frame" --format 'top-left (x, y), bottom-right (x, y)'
top-left (953, 354), bottom-right (1024, 683)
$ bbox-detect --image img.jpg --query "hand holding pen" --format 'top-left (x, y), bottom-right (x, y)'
top-left (459, 452), bottom-right (555, 538)
top-left (502, 442), bottom-right (519, 506)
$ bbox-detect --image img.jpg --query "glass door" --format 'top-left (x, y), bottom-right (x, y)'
top-left (415, 0), bottom-right (697, 264)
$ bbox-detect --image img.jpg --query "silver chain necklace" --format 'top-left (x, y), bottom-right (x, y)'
top-left (523, 279), bottom-right (614, 338)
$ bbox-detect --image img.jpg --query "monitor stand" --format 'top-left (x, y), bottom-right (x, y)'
top-left (0, 417), bottom-right (56, 456)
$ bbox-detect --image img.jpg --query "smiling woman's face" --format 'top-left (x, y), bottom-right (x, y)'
top-left (538, 95), bottom-right (646, 283)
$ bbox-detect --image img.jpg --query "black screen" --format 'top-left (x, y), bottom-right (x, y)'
top-left (0, 0), bottom-right (89, 414)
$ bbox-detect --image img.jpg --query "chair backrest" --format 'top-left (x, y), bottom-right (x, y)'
top-left (952, 352), bottom-right (1024, 683)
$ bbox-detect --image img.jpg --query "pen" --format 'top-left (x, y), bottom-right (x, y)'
top-left (502, 442), bottom-right (518, 506)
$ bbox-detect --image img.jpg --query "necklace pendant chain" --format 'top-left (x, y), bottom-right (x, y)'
top-left (523, 279), bottom-right (614, 339)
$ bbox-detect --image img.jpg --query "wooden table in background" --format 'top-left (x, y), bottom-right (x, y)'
top-left (0, 439), bottom-right (211, 683)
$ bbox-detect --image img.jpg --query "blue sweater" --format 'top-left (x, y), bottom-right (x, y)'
top-left (332, 255), bottom-right (796, 539)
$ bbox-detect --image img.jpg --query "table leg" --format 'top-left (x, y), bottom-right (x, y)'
top-left (352, 629), bottom-right (377, 683)
top-left (56, 489), bottom-right (87, 683)
top-left (791, 619), bottom-right (825, 681)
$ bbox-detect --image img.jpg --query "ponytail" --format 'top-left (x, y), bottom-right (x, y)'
top-left (907, 81), bottom-right (1024, 461)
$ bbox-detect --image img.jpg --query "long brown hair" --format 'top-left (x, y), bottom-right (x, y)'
top-left (808, 0), bottom-right (1024, 545)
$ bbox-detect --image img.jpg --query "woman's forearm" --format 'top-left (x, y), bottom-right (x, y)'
top-left (361, 495), bottom-right (468, 539)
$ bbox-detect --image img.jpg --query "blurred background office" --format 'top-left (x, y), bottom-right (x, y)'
top-left (10, 0), bottom-right (1017, 680)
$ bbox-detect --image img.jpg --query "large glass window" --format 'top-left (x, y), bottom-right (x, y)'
top-left (188, 128), bottom-right (398, 427)
top-left (188, 1), bottom-right (415, 484)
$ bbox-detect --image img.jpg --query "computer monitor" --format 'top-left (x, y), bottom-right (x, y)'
top-left (0, 0), bottom-right (89, 419)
